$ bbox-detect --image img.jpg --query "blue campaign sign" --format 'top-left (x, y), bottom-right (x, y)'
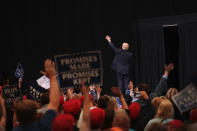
top-left (54, 50), bottom-right (103, 89)
top-left (2, 84), bottom-right (23, 108)
top-left (116, 97), bottom-right (122, 108)
top-left (27, 81), bottom-right (48, 102)
top-left (15, 63), bottom-right (24, 79)
top-left (172, 83), bottom-right (197, 113)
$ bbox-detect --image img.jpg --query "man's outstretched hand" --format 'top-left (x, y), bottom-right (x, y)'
top-left (164, 63), bottom-right (174, 77)
top-left (165, 63), bottom-right (174, 73)
top-left (105, 35), bottom-right (111, 43)
top-left (41, 59), bottom-right (56, 79)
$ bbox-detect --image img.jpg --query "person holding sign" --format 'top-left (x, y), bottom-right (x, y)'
top-left (105, 35), bottom-right (133, 94)
top-left (12, 59), bottom-right (60, 131)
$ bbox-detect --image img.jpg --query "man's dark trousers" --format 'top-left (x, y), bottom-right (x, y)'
top-left (117, 72), bottom-right (130, 94)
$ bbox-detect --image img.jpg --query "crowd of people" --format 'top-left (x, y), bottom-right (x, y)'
top-left (0, 59), bottom-right (197, 131)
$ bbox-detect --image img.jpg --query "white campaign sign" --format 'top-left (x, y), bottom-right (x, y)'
top-left (36, 76), bottom-right (50, 90)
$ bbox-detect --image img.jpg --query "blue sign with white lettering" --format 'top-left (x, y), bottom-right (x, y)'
top-left (172, 83), bottom-right (197, 113)
top-left (15, 63), bottom-right (24, 79)
top-left (54, 50), bottom-right (103, 89)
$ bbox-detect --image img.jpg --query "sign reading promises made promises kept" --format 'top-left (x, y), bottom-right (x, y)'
top-left (54, 50), bottom-right (103, 89)
top-left (172, 83), bottom-right (197, 113)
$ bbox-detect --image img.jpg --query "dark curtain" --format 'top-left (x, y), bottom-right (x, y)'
top-left (0, 0), bottom-right (137, 95)
top-left (1, 0), bottom-right (197, 95)
top-left (178, 22), bottom-right (197, 90)
top-left (135, 26), bottom-right (165, 91)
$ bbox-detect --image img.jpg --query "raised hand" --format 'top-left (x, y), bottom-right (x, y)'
top-left (165, 88), bottom-right (179, 99)
top-left (165, 63), bottom-right (174, 73)
top-left (45, 59), bottom-right (60, 112)
top-left (128, 81), bottom-right (134, 90)
top-left (40, 71), bottom-right (47, 76)
top-left (18, 78), bottom-right (22, 88)
top-left (95, 85), bottom-right (102, 94)
top-left (95, 85), bottom-right (102, 100)
top-left (80, 80), bottom-right (91, 131)
top-left (140, 91), bottom-right (149, 100)
top-left (105, 35), bottom-right (111, 43)
top-left (163, 63), bottom-right (174, 77)
top-left (0, 95), bottom-right (6, 128)
top-left (111, 86), bottom-right (128, 109)
top-left (67, 88), bottom-right (74, 100)
top-left (111, 86), bottom-right (122, 98)
top-left (0, 95), bottom-right (5, 105)
top-left (42, 59), bottom-right (56, 79)
top-left (81, 80), bottom-right (90, 95)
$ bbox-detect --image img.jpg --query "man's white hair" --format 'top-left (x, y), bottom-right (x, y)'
top-left (122, 43), bottom-right (129, 50)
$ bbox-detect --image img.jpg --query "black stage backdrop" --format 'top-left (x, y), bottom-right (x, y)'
top-left (135, 26), bottom-right (165, 91)
top-left (179, 22), bottom-right (197, 90)
top-left (1, 0), bottom-right (197, 94)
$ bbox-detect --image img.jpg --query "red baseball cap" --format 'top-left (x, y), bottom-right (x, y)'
top-left (52, 114), bottom-right (74, 131)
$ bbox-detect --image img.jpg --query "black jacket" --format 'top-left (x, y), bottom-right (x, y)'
top-left (109, 42), bottom-right (133, 75)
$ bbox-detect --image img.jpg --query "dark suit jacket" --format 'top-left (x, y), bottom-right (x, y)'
top-left (109, 42), bottom-right (133, 75)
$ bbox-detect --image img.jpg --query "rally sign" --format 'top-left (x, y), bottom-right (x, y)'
top-left (172, 83), bottom-right (197, 113)
top-left (27, 81), bottom-right (48, 102)
top-left (14, 63), bottom-right (24, 79)
top-left (2, 84), bottom-right (23, 108)
top-left (36, 75), bottom-right (50, 90)
top-left (54, 50), bottom-right (103, 89)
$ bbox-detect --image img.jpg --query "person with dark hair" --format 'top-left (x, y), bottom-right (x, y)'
top-left (12, 59), bottom-right (60, 131)
top-left (97, 95), bottom-right (115, 130)
top-left (105, 35), bottom-right (133, 94)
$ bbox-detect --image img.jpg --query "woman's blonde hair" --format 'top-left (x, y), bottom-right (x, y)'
top-left (110, 96), bottom-right (119, 111)
top-left (151, 96), bottom-right (166, 111)
top-left (154, 99), bottom-right (174, 119)
top-left (104, 95), bottom-right (118, 111)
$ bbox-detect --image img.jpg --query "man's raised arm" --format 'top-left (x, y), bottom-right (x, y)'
top-left (105, 35), bottom-right (121, 53)
top-left (42, 59), bottom-right (60, 112)
top-left (80, 81), bottom-right (91, 131)
top-left (149, 63), bottom-right (174, 100)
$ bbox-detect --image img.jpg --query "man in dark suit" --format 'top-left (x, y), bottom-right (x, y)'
top-left (105, 35), bottom-right (133, 94)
